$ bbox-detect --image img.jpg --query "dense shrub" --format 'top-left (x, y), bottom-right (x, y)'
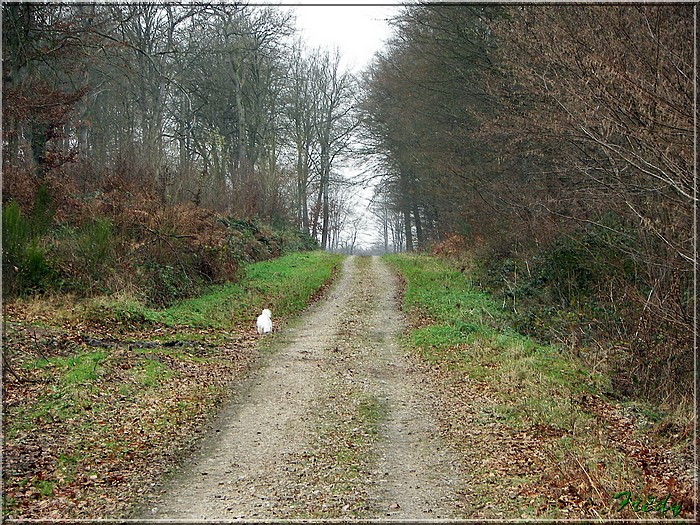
top-left (275, 227), bottom-right (319, 254)
top-left (2, 175), bottom-right (319, 307)
top-left (2, 186), bottom-right (57, 296)
top-left (440, 222), bottom-right (693, 406)
top-left (137, 261), bottom-right (196, 307)
top-left (2, 202), bottom-right (31, 295)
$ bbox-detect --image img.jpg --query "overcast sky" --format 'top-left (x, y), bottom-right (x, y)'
top-left (288, 4), bottom-right (399, 73)
top-left (283, 4), bottom-right (402, 250)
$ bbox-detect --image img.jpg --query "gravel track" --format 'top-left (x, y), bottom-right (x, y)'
top-left (138, 255), bottom-right (466, 520)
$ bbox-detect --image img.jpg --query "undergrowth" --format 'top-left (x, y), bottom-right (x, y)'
top-left (2, 180), bottom-right (319, 307)
top-left (385, 254), bottom-right (610, 428)
top-left (384, 253), bottom-right (694, 519)
top-left (146, 251), bottom-right (344, 329)
top-left (8, 251), bottom-right (343, 334)
top-left (474, 230), bottom-right (693, 406)
top-left (2, 250), bottom-right (343, 519)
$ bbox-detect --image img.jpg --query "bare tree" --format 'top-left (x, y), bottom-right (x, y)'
top-left (2, 3), bottom-right (97, 176)
top-left (310, 49), bottom-right (359, 249)
top-left (361, 3), bottom-right (694, 400)
top-left (284, 42), bottom-right (319, 233)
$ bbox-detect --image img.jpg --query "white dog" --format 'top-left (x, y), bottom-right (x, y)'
top-left (256, 308), bottom-right (273, 335)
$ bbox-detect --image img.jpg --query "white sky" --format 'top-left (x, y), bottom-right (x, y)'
top-left (288, 4), bottom-right (399, 72)
top-left (285, 3), bottom-right (402, 250)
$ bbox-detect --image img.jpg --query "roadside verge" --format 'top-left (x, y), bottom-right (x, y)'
top-left (384, 253), bottom-right (695, 520)
top-left (2, 251), bottom-right (343, 520)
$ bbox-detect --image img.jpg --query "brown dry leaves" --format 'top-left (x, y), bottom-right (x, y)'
top-left (2, 304), bottom-right (259, 519)
top-left (418, 358), bottom-right (696, 520)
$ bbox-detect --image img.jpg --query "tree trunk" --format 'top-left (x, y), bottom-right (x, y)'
top-left (413, 202), bottom-right (423, 249)
top-left (403, 205), bottom-right (413, 252)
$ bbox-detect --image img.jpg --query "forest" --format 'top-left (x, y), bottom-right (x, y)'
top-left (2, 3), bottom-right (695, 412)
top-left (1, 3), bottom-right (696, 520)
top-left (361, 4), bottom-right (694, 406)
top-left (3, 2), bottom-right (361, 304)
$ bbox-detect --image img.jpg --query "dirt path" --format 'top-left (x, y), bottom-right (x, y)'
top-left (137, 256), bottom-right (466, 520)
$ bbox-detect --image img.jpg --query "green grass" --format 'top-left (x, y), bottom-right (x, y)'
top-left (133, 357), bottom-right (174, 388)
top-left (384, 253), bottom-right (610, 432)
top-left (10, 251), bottom-right (343, 439)
top-left (9, 251), bottom-right (344, 438)
top-left (358, 396), bottom-right (385, 434)
top-left (383, 253), bottom-right (686, 518)
top-left (60, 351), bottom-right (108, 385)
top-left (11, 250), bottom-right (343, 334)
top-left (4, 250), bottom-right (345, 519)
top-left (146, 250), bottom-right (343, 328)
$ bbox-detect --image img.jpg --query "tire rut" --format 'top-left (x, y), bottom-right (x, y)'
top-left (137, 255), bottom-right (466, 520)
top-left (364, 256), bottom-right (465, 518)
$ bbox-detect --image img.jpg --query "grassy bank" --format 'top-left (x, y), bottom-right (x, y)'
top-left (384, 253), bottom-right (694, 519)
top-left (9, 251), bottom-right (342, 333)
top-left (2, 251), bottom-right (344, 519)
top-left (146, 250), bottom-right (344, 329)
top-left (386, 254), bottom-right (610, 425)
